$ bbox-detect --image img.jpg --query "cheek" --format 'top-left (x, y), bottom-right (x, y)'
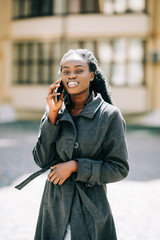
top-left (81, 80), bottom-right (90, 88)
top-left (62, 80), bottom-right (68, 90)
top-left (81, 75), bottom-right (91, 86)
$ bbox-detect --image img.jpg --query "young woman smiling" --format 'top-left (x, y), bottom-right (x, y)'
top-left (16, 49), bottom-right (129, 240)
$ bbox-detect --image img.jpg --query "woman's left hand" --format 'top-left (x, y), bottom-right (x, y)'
top-left (48, 161), bottom-right (78, 185)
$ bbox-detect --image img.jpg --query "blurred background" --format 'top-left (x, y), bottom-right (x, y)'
top-left (0, 1), bottom-right (160, 240)
top-left (0, 0), bottom-right (160, 121)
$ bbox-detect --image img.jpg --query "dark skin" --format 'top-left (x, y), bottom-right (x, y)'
top-left (46, 54), bottom-right (94, 185)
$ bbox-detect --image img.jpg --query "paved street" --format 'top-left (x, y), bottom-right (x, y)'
top-left (0, 121), bottom-right (160, 240)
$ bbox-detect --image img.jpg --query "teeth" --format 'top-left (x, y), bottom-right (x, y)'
top-left (68, 82), bottom-right (78, 87)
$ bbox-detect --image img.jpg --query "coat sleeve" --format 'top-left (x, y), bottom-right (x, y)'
top-left (32, 112), bottom-right (60, 168)
top-left (75, 109), bottom-right (129, 185)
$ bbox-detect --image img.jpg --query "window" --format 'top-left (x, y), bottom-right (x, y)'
top-left (101, 0), bottom-right (146, 14)
top-left (13, 41), bottom-right (62, 84)
top-left (67, 38), bottom-right (145, 87)
top-left (53, 0), bottom-right (67, 15)
top-left (13, 39), bottom-right (145, 86)
top-left (13, 0), bottom-right (53, 18)
top-left (66, 40), bottom-right (96, 54)
top-left (80, 0), bottom-right (100, 13)
top-left (97, 38), bottom-right (145, 86)
top-left (68, 0), bottom-right (81, 14)
top-left (13, 0), bottom-right (146, 18)
top-left (13, 0), bottom-right (32, 18)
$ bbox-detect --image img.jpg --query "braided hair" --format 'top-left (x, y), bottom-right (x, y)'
top-left (59, 49), bottom-right (113, 105)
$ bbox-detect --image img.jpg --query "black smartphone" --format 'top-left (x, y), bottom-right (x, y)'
top-left (57, 80), bottom-right (64, 94)
top-left (55, 79), bottom-right (64, 102)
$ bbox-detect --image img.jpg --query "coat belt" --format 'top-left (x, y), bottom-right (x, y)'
top-left (15, 162), bottom-right (57, 190)
top-left (15, 165), bottom-right (108, 224)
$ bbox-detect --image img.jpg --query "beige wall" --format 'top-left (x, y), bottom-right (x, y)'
top-left (66, 14), bottom-right (149, 38)
top-left (11, 14), bottom-right (149, 40)
top-left (146, 0), bottom-right (160, 110)
top-left (0, 0), bottom-right (11, 37)
top-left (0, 0), bottom-right (12, 103)
top-left (112, 87), bottom-right (149, 114)
top-left (11, 17), bottom-right (63, 40)
top-left (12, 85), bottom-right (47, 110)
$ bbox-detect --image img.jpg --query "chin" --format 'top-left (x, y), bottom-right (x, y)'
top-left (65, 87), bottom-right (79, 94)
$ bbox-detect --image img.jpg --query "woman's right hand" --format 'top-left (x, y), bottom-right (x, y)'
top-left (46, 79), bottom-right (64, 124)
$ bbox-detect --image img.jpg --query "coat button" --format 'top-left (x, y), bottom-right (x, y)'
top-left (85, 181), bottom-right (94, 188)
top-left (74, 142), bottom-right (79, 149)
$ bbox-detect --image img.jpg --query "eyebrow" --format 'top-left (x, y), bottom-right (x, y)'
top-left (62, 64), bottom-right (86, 69)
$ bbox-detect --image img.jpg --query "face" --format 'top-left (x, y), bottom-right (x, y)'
top-left (61, 54), bottom-right (94, 96)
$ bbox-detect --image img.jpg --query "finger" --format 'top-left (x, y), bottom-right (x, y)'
top-left (49, 174), bottom-right (57, 182)
top-left (48, 79), bottom-right (61, 95)
top-left (49, 79), bottom-right (61, 89)
top-left (46, 94), bottom-right (61, 105)
top-left (48, 170), bottom-right (56, 180)
top-left (48, 92), bottom-right (61, 98)
top-left (46, 92), bottom-right (60, 100)
top-left (59, 92), bottom-right (64, 101)
top-left (58, 178), bottom-right (64, 185)
top-left (50, 165), bottom-right (59, 169)
top-left (53, 79), bottom-right (61, 85)
top-left (48, 84), bottom-right (60, 95)
top-left (53, 177), bottom-right (60, 185)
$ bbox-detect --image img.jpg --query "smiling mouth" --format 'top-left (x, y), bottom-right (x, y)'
top-left (67, 82), bottom-right (79, 88)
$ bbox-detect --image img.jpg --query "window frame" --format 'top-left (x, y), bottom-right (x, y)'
top-left (13, 41), bottom-right (62, 85)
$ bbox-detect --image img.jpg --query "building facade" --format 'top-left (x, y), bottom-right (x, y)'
top-left (0, 0), bottom-right (160, 119)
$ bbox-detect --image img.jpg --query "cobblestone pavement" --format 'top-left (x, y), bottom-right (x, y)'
top-left (0, 121), bottom-right (160, 240)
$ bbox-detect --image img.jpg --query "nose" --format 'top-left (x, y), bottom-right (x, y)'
top-left (69, 71), bottom-right (76, 79)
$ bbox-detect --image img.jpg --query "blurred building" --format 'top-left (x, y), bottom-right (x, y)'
top-left (0, 0), bottom-right (160, 119)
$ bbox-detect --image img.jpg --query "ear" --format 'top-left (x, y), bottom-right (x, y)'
top-left (90, 72), bottom-right (94, 82)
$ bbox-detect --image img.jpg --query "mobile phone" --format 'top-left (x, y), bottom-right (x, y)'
top-left (55, 79), bottom-right (64, 102)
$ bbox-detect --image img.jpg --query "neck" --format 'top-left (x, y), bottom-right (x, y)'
top-left (70, 90), bottom-right (90, 110)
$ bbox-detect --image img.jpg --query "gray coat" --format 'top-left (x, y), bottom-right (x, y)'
top-left (33, 93), bottom-right (129, 240)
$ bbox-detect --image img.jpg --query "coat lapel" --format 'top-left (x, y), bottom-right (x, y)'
top-left (57, 93), bottom-right (105, 161)
top-left (60, 93), bottom-right (104, 119)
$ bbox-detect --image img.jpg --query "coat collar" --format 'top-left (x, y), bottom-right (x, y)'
top-left (59, 93), bottom-right (104, 121)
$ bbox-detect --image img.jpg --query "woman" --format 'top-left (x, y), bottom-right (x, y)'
top-left (17, 49), bottom-right (129, 240)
